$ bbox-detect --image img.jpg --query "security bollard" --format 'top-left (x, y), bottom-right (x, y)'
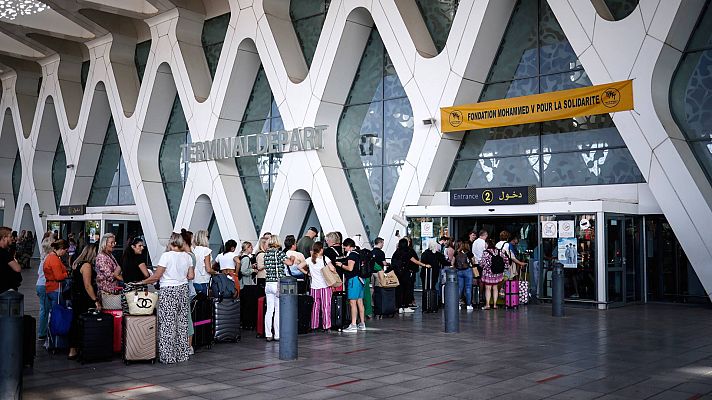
top-left (0, 290), bottom-right (24, 400)
top-left (552, 262), bottom-right (564, 317)
top-left (444, 269), bottom-right (459, 333)
top-left (279, 276), bottom-right (298, 361)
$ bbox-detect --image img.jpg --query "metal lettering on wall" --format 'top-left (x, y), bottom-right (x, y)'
top-left (180, 125), bottom-right (327, 163)
top-left (450, 186), bottom-right (536, 206)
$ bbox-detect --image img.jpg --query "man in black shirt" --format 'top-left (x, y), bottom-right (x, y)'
top-left (338, 238), bottom-right (364, 332)
top-left (0, 227), bottom-right (22, 294)
top-left (371, 237), bottom-right (388, 272)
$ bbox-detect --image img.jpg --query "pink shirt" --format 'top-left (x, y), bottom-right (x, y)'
top-left (95, 252), bottom-right (120, 293)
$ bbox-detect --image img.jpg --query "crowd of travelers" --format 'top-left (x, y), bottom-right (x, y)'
top-left (0, 224), bottom-right (528, 365)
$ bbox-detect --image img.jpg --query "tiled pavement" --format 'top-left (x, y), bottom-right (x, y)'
top-left (15, 267), bottom-right (712, 400)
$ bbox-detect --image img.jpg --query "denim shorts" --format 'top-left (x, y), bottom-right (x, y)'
top-left (347, 277), bottom-right (364, 300)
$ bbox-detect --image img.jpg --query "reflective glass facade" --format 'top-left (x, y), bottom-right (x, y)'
top-left (52, 138), bottom-right (65, 210)
top-left (208, 213), bottom-right (224, 256)
top-left (338, 29), bottom-right (414, 241)
top-left (80, 60), bottom-right (90, 91)
top-left (446, 0), bottom-right (644, 190)
top-left (236, 67), bottom-right (284, 234)
top-left (290, 0), bottom-right (329, 68)
top-left (135, 40), bottom-right (151, 83)
top-left (87, 118), bottom-right (135, 206)
top-left (670, 0), bottom-right (712, 186)
top-left (202, 13), bottom-right (230, 79)
top-left (414, 0), bottom-right (458, 53)
top-left (12, 150), bottom-right (21, 204)
top-left (160, 96), bottom-right (190, 224)
top-left (603, 0), bottom-right (639, 20)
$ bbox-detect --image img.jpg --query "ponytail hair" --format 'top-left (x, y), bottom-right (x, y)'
top-left (311, 241), bottom-right (323, 264)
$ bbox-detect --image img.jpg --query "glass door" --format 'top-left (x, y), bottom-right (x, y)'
top-left (105, 220), bottom-right (127, 260)
top-left (606, 214), bottom-right (642, 305)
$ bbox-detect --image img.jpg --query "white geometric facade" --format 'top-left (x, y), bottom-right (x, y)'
top-left (1, 0), bottom-right (710, 301)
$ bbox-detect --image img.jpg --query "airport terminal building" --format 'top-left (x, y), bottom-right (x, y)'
top-left (1, 0), bottom-right (711, 307)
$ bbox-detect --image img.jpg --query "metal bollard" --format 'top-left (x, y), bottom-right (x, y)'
top-left (0, 290), bottom-right (24, 400)
top-left (444, 269), bottom-right (459, 333)
top-left (279, 276), bottom-right (298, 361)
top-left (552, 263), bottom-right (564, 317)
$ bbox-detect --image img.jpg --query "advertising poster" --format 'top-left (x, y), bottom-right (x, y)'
top-left (558, 238), bottom-right (578, 268)
top-left (542, 221), bottom-right (558, 238)
top-left (558, 220), bottom-right (575, 238)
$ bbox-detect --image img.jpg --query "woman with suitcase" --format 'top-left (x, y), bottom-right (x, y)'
top-left (67, 244), bottom-right (100, 360)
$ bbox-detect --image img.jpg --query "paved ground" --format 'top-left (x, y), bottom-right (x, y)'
top-left (15, 267), bottom-right (712, 400)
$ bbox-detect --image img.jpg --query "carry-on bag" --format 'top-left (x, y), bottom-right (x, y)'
top-left (210, 274), bottom-right (236, 300)
top-left (330, 290), bottom-right (348, 330)
top-left (126, 287), bottom-right (158, 315)
top-left (298, 294), bottom-right (315, 334)
top-left (504, 279), bottom-right (520, 309)
top-left (471, 283), bottom-right (481, 307)
top-left (518, 267), bottom-right (530, 305)
top-left (101, 290), bottom-right (123, 311)
top-left (123, 314), bottom-right (157, 364)
top-left (214, 298), bottom-right (241, 342)
top-left (47, 293), bottom-right (70, 353)
top-left (256, 296), bottom-right (267, 338)
top-left (191, 293), bottom-right (214, 349)
top-left (103, 309), bottom-right (123, 353)
top-left (373, 286), bottom-right (397, 317)
top-left (78, 310), bottom-right (114, 364)
top-left (23, 315), bottom-right (36, 368)
top-left (422, 268), bottom-right (438, 313)
top-left (240, 284), bottom-right (258, 330)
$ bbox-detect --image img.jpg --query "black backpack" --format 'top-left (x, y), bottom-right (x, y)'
top-left (455, 251), bottom-right (471, 270)
top-left (358, 248), bottom-right (375, 278)
top-left (489, 248), bottom-right (505, 274)
top-left (237, 255), bottom-right (250, 279)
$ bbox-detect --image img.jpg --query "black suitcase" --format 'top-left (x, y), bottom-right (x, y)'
top-left (191, 293), bottom-right (214, 349)
top-left (374, 286), bottom-right (397, 317)
top-left (240, 285), bottom-right (258, 330)
top-left (298, 294), bottom-right (315, 334)
top-left (422, 268), bottom-right (438, 313)
top-left (78, 311), bottom-right (114, 364)
top-left (330, 291), bottom-right (348, 331)
top-left (471, 284), bottom-right (481, 307)
top-left (214, 298), bottom-right (241, 342)
top-left (23, 315), bottom-right (36, 368)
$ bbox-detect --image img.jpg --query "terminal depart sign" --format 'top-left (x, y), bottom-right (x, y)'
top-left (450, 186), bottom-right (537, 206)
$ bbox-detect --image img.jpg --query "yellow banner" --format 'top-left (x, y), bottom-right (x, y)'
top-left (440, 79), bottom-right (633, 132)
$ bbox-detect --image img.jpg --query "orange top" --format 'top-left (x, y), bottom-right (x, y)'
top-left (43, 252), bottom-right (68, 293)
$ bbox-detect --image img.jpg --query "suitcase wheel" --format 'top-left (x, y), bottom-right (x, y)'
top-left (151, 359), bottom-right (155, 365)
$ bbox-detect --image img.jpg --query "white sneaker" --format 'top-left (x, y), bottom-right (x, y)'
top-left (342, 324), bottom-right (358, 333)
top-left (401, 307), bottom-right (415, 314)
top-left (466, 305), bottom-right (474, 311)
top-left (188, 346), bottom-right (194, 355)
top-left (357, 323), bottom-right (366, 331)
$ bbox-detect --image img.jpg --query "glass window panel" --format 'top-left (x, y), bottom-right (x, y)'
top-left (383, 98), bottom-right (414, 165)
top-left (242, 68), bottom-right (273, 121)
top-left (457, 123), bottom-right (540, 159)
top-left (159, 133), bottom-right (187, 183)
top-left (163, 182), bottom-right (183, 223)
top-left (119, 185), bottom-right (135, 206)
top-left (480, 78), bottom-right (539, 102)
top-left (346, 30), bottom-right (384, 105)
top-left (203, 43), bottom-right (223, 79)
top-left (345, 167), bottom-right (383, 241)
top-left (414, 0), bottom-right (458, 54)
top-left (12, 151), bottom-right (21, 204)
top-left (602, 0), bottom-right (639, 21)
top-left (208, 214), bottom-right (224, 255)
top-left (670, 50), bottom-right (712, 141)
top-left (80, 61), bottom-right (90, 91)
top-left (165, 97), bottom-right (188, 134)
top-left (52, 139), bottom-right (66, 210)
top-left (543, 148), bottom-right (644, 186)
top-left (134, 40), bottom-right (151, 83)
top-left (688, 3), bottom-right (712, 51)
top-left (448, 156), bottom-right (541, 189)
top-left (383, 166), bottom-right (401, 215)
top-left (269, 116), bottom-right (284, 131)
top-left (383, 51), bottom-right (406, 100)
top-left (486, 0), bottom-right (538, 82)
top-left (88, 186), bottom-right (111, 207)
top-left (540, 69), bottom-right (590, 93)
top-left (240, 175), bottom-right (269, 233)
top-left (201, 13), bottom-right (230, 47)
top-left (541, 115), bottom-right (626, 153)
top-left (690, 140), bottom-right (712, 180)
top-left (338, 102), bottom-right (383, 168)
top-left (292, 14), bottom-right (326, 68)
top-left (539, 0), bottom-right (580, 75)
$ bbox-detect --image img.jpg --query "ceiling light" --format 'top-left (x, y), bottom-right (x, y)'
top-left (0, 1), bottom-right (49, 20)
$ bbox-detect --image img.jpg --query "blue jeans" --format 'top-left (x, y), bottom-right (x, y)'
top-left (36, 285), bottom-right (50, 337)
top-left (457, 268), bottom-right (473, 306)
top-left (193, 282), bottom-right (209, 296)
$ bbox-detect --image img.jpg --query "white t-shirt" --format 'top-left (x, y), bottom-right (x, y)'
top-left (157, 251), bottom-right (193, 287)
top-left (215, 252), bottom-right (237, 271)
top-left (192, 246), bottom-right (212, 284)
top-left (307, 257), bottom-right (327, 289)
top-left (473, 238), bottom-right (487, 263)
top-left (285, 250), bottom-right (305, 276)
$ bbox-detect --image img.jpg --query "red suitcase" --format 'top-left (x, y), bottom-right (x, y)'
top-left (504, 280), bottom-right (519, 309)
top-left (103, 310), bottom-right (123, 353)
top-left (256, 296), bottom-right (267, 338)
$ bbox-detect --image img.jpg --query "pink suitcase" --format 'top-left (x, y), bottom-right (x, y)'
top-left (504, 280), bottom-right (519, 309)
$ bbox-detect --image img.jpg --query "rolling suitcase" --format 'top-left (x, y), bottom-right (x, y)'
top-left (298, 294), bottom-right (315, 334)
top-left (505, 279), bottom-right (519, 309)
top-left (331, 290), bottom-right (348, 331)
top-left (23, 315), bottom-right (36, 368)
top-left (373, 287), bottom-right (397, 317)
top-left (123, 315), bottom-right (157, 364)
top-left (240, 284), bottom-right (258, 330)
top-left (214, 298), bottom-right (241, 342)
top-left (256, 296), bottom-right (267, 338)
top-left (103, 309), bottom-right (123, 353)
top-left (471, 284), bottom-right (481, 307)
top-left (422, 268), bottom-right (438, 313)
top-left (78, 311), bottom-right (114, 364)
top-left (191, 293), bottom-right (214, 349)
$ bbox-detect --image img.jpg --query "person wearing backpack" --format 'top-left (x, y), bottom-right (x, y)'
top-left (357, 243), bottom-right (375, 319)
top-left (454, 242), bottom-right (475, 310)
top-left (479, 239), bottom-right (510, 310)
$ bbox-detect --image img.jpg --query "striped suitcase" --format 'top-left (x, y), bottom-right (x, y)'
top-left (123, 315), bottom-right (156, 364)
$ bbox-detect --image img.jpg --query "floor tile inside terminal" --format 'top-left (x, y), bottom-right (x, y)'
top-left (17, 270), bottom-right (712, 400)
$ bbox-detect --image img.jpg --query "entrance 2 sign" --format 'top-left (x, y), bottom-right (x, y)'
top-left (450, 186), bottom-right (536, 206)
top-left (440, 80), bottom-right (633, 132)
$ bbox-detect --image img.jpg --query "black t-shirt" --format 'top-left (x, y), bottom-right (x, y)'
top-left (122, 252), bottom-right (147, 284)
top-left (371, 248), bottom-right (386, 269)
top-left (0, 247), bottom-right (20, 293)
top-left (344, 250), bottom-right (361, 280)
top-left (324, 245), bottom-right (345, 276)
